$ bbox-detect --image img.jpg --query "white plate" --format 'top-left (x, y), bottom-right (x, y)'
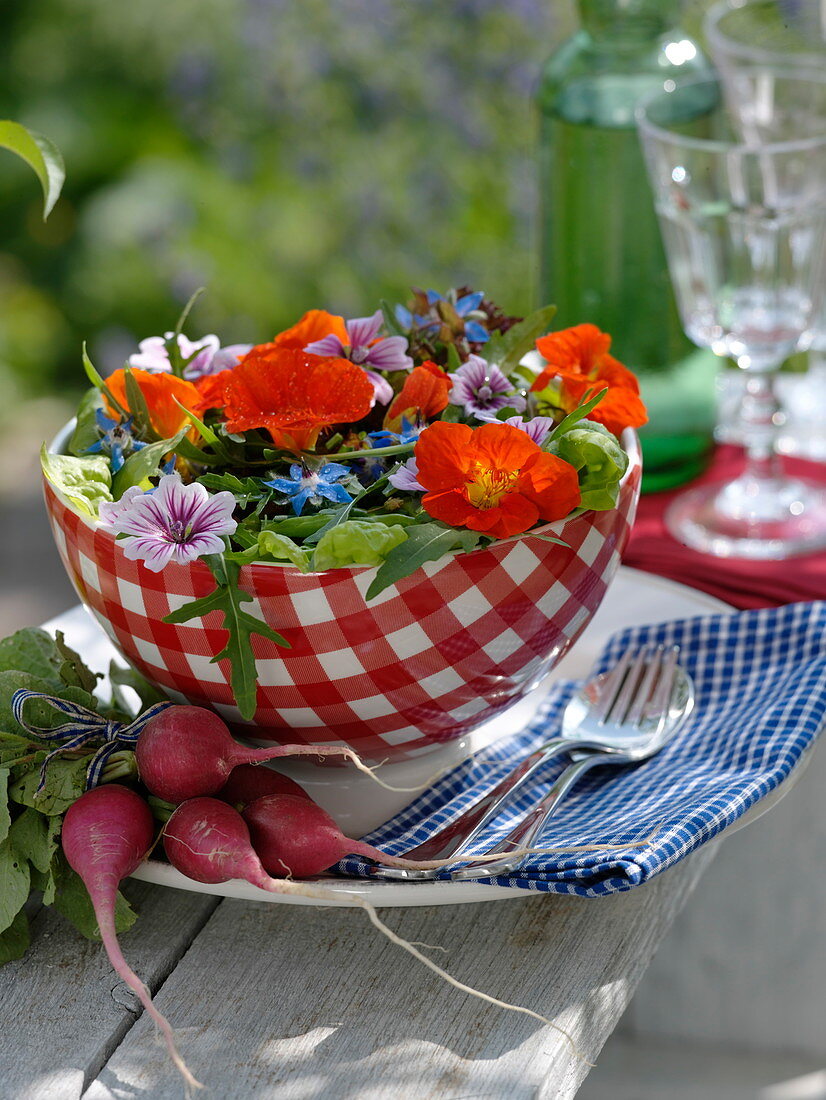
top-left (48, 566), bottom-right (747, 908)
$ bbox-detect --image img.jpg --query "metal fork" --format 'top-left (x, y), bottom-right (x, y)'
top-left (368, 645), bottom-right (693, 882)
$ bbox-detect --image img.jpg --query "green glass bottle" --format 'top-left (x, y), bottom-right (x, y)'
top-left (538, 0), bottom-right (719, 491)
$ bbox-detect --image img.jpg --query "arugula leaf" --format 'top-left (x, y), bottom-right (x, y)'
top-left (544, 389), bottom-right (609, 446)
top-left (0, 908), bottom-right (29, 965)
top-left (485, 305), bottom-right (557, 377)
top-left (9, 808), bottom-right (60, 874)
top-left (0, 120), bottom-right (64, 219)
top-left (51, 852), bottom-right (137, 940)
top-left (0, 837), bottom-right (30, 935)
top-left (40, 446), bottom-right (112, 518)
top-left (367, 523), bottom-right (482, 599)
top-left (54, 631), bottom-right (100, 694)
top-left (380, 298), bottom-right (406, 338)
top-left (112, 428), bottom-right (187, 497)
top-left (173, 436), bottom-right (220, 467)
top-left (165, 287), bottom-right (206, 378)
top-left (82, 343), bottom-right (130, 421)
top-left (122, 367), bottom-right (156, 441)
top-left (198, 472), bottom-right (269, 507)
top-left (68, 387), bottom-right (104, 457)
top-left (163, 555), bottom-right (289, 720)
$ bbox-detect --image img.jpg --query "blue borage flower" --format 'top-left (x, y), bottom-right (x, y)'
top-left (367, 417), bottom-right (422, 449)
top-left (83, 409), bottom-right (149, 473)
top-left (264, 462), bottom-right (354, 516)
top-left (427, 289), bottom-right (490, 344)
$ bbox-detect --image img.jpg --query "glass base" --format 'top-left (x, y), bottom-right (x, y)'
top-left (665, 474), bottom-right (826, 559)
top-left (716, 370), bottom-right (826, 462)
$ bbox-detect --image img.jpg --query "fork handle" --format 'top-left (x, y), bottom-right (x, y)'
top-left (449, 750), bottom-right (620, 881)
top-left (365, 736), bottom-right (583, 881)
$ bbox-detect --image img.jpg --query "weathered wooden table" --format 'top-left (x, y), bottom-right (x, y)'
top-left (0, 581), bottom-right (742, 1098)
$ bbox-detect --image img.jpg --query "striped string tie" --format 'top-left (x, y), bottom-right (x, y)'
top-left (11, 690), bottom-right (173, 793)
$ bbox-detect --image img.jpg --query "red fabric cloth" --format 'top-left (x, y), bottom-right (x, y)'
top-left (623, 446), bottom-right (826, 610)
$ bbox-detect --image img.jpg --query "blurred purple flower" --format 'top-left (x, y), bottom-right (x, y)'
top-left (128, 333), bottom-right (251, 380)
top-left (305, 308), bottom-right (413, 380)
top-left (449, 355), bottom-right (526, 419)
top-left (98, 475), bottom-right (237, 571)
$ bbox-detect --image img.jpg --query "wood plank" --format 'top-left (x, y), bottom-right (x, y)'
top-left (0, 881), bottom-right (218, 1100)
top-left (83, 847), bottom-right (717, 1099)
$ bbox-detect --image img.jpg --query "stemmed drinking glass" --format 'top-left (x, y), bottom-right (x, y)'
top-left (705, 0), bottom-right (826, 461)
top-left (636, 72), bottom-right (826, 559)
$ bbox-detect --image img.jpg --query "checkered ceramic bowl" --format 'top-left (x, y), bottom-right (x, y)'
top-left (44, 426), bottom-right (641, 762)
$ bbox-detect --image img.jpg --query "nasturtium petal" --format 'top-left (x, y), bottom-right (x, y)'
top-left (105, 368), bottom-right (202, 440)
top-left (222, 345), bottom-right (374, 452)
top-left (274, 309), bottom-right (348, 350)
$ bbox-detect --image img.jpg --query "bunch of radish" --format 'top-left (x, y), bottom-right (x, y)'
top-left (62, 703), bottom-right (578, 1091)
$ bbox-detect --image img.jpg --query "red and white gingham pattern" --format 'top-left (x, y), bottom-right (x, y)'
top-left (43, 441), bottom-right (641, 761)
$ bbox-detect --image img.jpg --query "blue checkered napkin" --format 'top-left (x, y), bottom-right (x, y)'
top-left (337, 601), bottom-right (826, 897)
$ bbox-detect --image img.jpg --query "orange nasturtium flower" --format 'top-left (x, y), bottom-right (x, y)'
top-left (272, 309), bottom-right (348, 350)
top-left (221, 344), bottom-right (374, 452)
top-left (105, 369), bottom-right (203, 440)
top-left (384, 360), bottom-right (451, 432)
top-left (414, 421), bottom-right (581, 540)
top-left (532, 323), bottom-right (648, 437)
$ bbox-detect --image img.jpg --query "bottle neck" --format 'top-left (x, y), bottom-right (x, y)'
top-left (576, 0), bottom-right (681, 45)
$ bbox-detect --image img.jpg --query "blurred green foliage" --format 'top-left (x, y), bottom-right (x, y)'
top-left (0, 0), bottom-right (565, 399)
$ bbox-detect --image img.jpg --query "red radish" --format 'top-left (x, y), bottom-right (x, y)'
top-left (162, 797), bottom-right (582, 1056)
top-left (136, 705), bottom-right (385, 803)
top-left (217, 763), bottom-right (311, 810)
top-left (243, 793), bottom-right (457, 878)
top-left (61, 785), bottom-right (201, 1091)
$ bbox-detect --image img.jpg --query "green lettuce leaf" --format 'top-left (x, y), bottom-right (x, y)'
top-left (40, 446), bottom-right (112, 517)
top-left (313, 520), bottom-right (409, 571)
top-left (256, 531), bottom-right (311, 572)
top-left (547, 421), bottom-right (628, 512)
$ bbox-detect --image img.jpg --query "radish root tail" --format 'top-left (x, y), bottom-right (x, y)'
top-left (99, 913), bottom-right (203, 1092)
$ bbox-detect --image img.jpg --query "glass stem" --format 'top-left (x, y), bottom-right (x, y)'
top-left (739, 370), bottom-right (784, 482)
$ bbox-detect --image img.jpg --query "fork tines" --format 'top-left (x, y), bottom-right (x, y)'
top-left (597, 645), bottom-right (681, 730)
